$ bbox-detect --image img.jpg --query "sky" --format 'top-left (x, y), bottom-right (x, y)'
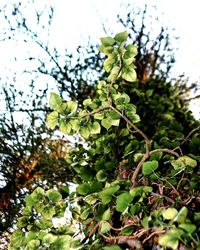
top-left (0, 0), bottom-right (199, 118)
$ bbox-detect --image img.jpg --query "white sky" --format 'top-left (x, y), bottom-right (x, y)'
top-left (0, 0), bottom-right (199, 118)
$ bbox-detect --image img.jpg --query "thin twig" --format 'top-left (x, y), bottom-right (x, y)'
top-left (110, 105), bottom-right (151, 154)
top-left (179, 126), bottom-right (200, 147)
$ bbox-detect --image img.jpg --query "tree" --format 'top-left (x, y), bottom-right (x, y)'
top-left (9, 32), bottom-right (200, 250)
top-left (1, 2), bottom-right (199, 248)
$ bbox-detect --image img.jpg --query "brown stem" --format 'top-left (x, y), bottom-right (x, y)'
top-left (131, 148), bottom-right (180, 188)
top-left (150, 148), bottom-right (179, 158)
top-left (179, 126), bottom-right (200, 147)
top-left (109, 105), bottom-right (151, 153)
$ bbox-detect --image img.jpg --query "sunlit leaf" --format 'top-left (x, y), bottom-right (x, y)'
top-left (100, 221), bottom-right (111, 234)
top-left (26, 239), bottom-right (41, 249)
top-left (114, 31), bottom-right (128, 43)
top-left (80, 126), bottom-right (90, 139)
top-left (46, 111), bottom-right (58, 129)
top-left (96, 169), bottom-right (107, 182)
top-left (122, 65), bottom-right (137, 82)
top-left (102, 208), bottom-right (111, 221)
top-left (60, 118), bottom-right (71, 134)
top-left (108, 65), bottom-right (121, 82)
top-left (103, 54), bottom-right (118, 73)
top-left (173, 206), bottom-right (188, 224)
top-left (49, 92), bottom-right (62, 111)
top-left (162, 208), bottom-right (178, 220)
top-left (67, 101), bottom-right (78, 114)
top-left (89, 121), bottom-right (101, 134)
top-left (41, 206), bottom-right (56, 220)
top-left (158, 229), bottom-right (183, 250)
top-left (130, 186), bottom-right (152, 198)
top-left (101, 118), bottom-right (112, 130)
top-left (100, 37), bottom-right (115, 46)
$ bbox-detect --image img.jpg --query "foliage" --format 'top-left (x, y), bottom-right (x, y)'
top-left (9, 32), bottom-right (200, 249)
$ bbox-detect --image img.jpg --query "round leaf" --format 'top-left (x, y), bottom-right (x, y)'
top-left (116, 192), bottom-right (133, 212)
top-left (142, 160), bottom-right (159, 176)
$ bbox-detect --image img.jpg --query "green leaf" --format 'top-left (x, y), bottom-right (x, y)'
top-left (133, 153), bottom-right (144, 163)
top-left (100, 221), bottom-right (111, 234)
top-left (114, 31), bottom-right (128, 43)
top-left (99, 185), bottom-right (120, 204)
top-left (70, 119), bottom-right (80, 131)
top-left (100, 37), bottom-right (115, 46)
top-left (179, 223), bottom-right (196, 233)
top-left (116, 192), bottom-right (133, 212)
top-left (103, 54), bottom-right (118, 73)
top-left (89, 121), bottom-right (101, 134)
top-left (142, 160), bottom-right (159, 176)
top-left (107, 110), bottom-right (121, 120)
top-left (162, 208), bottom-right (178, 220)
top-left (83, 98), bottom-right (92, 106)
top-left (107, 65), bottom-right (121, 82)
top-left (25, 195), bottom-right (35, 208)
top-left (94, 112), bottom-right (104, 120)
top-left (158, 234), bottom-right (179, 250)
top-left (77, 182), bottom-right (102, 195)
top-left (60, 118), bottom-right (72, 134)
top-left (130, 203), bottom-right (141, 215)
top-left (66, 101), bottom-right (78, 114)
top-left (96, 170), bottom-right (107, 182)
top-left (31, 187), bottom-right (45, 201)
top-left (49, 92), bottom-right (62, 111)
top-left (123, 45), bottom-right (138, 66)
top-left (43, 233), bottom-right (58, 244)
top-left (46, 189), bottom-right (62, 202)
top-left (126, 112), bottom-right (140, 123)
top-left (99, 45), bottom-right (114, 56)
top-left (150, 152), bottom-right (163, 161)
top-left (130, 186), bottom-right (152, 198)
top-left (26, 232), bottom-right (38, 241)
top-left (10, 230), bottom-right (25, 248)
top-left (26, 239), bottom-right (40, 249)
top-left (80, 126), bottom-right (90, 139)
top-left (171, 155), bottom-right (197, 170)
top-left (126, 44), bottom-right (138, 56)
top-left (102, 208), bottom-right (111, 221)
top-left (101, 118), bottom-right (112, 130)
top-left (114, 93), bottom-right (130, 105)
top-left (103, 245), bottom-right (121, 250)
top-left (122, 65), bottom-right (137, 82)
top-left (46, 111), bottom-right (58, 129)
top-left (41, 206), bottom-right (56, 220)
top-left (17, 216), bottom-right (29, 228)
top-left (101, 118), bottom-right (120, 130)
top-left (173, 206), bottom-right (188, 224)
top-left (77, 183), bottom-right (90, 195)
